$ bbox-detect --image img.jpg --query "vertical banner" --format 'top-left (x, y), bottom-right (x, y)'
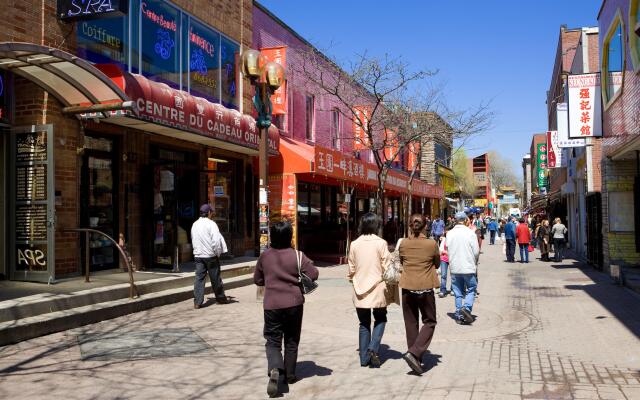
top-left (556, 103), bottom-right (585, 147)
top-left (536, 143), bottom-right (548, 188)
top-left (567, 74), bottom-right (602, 138)
top-left (384, 129), bottom-right (399, 162)
top-left (547, 131), bottom-right (565, 168)
top-left (352, 106), bottom-right (370, 150)
top-left (406, 142), bottom-right (420, 171)
top-left (268, 174), bottom-right (297, 247)
top-left (260, 46), bottom-right (287, 115)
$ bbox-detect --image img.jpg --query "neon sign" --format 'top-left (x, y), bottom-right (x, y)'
top-left (57, 0), bottom-right (128, 21)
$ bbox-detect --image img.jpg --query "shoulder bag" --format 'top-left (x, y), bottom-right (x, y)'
top-left (383, 238), bottom-right (403, 285)
top-left (296, 250), bottom-right (318, 295)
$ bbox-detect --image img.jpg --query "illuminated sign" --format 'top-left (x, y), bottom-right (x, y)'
top-left (58, 0), bottom-right (128, 21)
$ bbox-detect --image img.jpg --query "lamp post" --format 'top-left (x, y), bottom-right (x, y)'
top-left (241, 49), bottom-right (285, 253)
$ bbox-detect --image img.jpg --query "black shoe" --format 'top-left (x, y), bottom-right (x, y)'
top-left (402, 352), bottom-right (423, 374)
top-left (460, 308), bottom-right (474, 324)
top-left (267, 368), bottom-right (280, 398)
top-left (368, 350), bottom-right (381, 368)
top-left (286, 375), bottom-right (297, 385)
top-left (216, 297), bottom-right (229, 304)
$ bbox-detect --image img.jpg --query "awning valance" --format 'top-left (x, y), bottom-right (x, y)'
top-left (0, 42), bottom-right (128, 108)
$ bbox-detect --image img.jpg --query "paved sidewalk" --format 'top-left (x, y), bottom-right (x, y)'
top-left (0, 244), bottom-right (639, 399)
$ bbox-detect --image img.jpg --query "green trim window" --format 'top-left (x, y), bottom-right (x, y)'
top-left (630, 0), bottom-right (640, 72)
top-left (602, 11), bottom-right (625, 106)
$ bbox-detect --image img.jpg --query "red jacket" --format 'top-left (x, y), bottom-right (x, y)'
top-left (516, 224), bottom-right (531, 244)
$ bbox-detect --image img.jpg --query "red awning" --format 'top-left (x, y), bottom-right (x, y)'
top-left (274, 138), bottom-right (443, 199)
top-left (89, 66), bottom-right (279, 155)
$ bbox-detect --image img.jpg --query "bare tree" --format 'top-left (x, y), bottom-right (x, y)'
top-left (487, 151), bottom-right (521, 190)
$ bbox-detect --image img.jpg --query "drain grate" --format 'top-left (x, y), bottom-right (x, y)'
top-left (78, 328), bottom-right (211, 361)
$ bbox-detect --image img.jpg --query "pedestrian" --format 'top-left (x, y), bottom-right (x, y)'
top-left (438, 231), bottom-right (450, 298)
top-left (504, 217), bottom-right (517, 262)
top-left (447, 211), bottom-right (480, 325)
top-left (347, 213), bottom-right (397, 368)
top-left (398, 214), bottom-right (440, 375)
top-left (551, 217), bottom-right (568, 262)
top-left (516, 217), bottom-right (531, 263)
top-left (487, 218), bottom-right (498, 245)
top-left (474, 215), bottom-right (484, 249)
top-left (254, 221), bottom-right (319, 398)
top-left (538, 219), bottom-right (551, 261)
top-left (498, 219), bottom-right (505, 244)
top-left (191, 203), bottom-right (229, 308)
top-left (431, 216), bottom-right (445, 242)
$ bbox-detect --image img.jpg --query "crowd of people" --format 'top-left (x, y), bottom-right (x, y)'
top-left (190, 200), bottom-right (569, 397)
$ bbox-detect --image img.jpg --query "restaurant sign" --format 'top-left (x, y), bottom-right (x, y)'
top-left (58, 0), bottom-right (128, 21)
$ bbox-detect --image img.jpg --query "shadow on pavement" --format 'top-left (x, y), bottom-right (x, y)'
top-left (295, 360), bottom-right (333, 380)
top-left (379, 344), bottom-right (403, 364)
top-left (422, 352), bottom-right (442, 372)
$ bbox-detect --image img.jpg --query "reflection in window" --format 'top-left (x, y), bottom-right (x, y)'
top-left (306, 95), bottom-right (315, 141)
top-left (605, 22), bottom-right (623, 101)
top-left (631, 0), bottom-right (640, 70)
top-left (221, 36), bottom-right (239, 109)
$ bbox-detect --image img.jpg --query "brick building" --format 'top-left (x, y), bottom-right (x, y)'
top-left (0, 0), bottom-right (271, 282)
top-left (598, 0), bottom-right (640, 271)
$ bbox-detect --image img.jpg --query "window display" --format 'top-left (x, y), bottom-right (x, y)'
top-left (206, 156), bottom-right (237, 234)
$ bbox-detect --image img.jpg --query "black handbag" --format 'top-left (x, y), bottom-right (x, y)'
top-left (296, 250), bottom-right (318, 295)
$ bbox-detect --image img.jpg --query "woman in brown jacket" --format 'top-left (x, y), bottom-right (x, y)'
top-left (347, 212), bottom-right (396, 368)
top-left (398, 213), bottom-right (440, 375)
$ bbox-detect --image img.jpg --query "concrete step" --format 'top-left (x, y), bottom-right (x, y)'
top-left (0, 273), bottom-right (255, 346)
top-left (0, 262), bottom-right (255, 324)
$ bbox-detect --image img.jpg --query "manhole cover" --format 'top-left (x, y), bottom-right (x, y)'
top-left (78, 328), bottom-right (211, 361)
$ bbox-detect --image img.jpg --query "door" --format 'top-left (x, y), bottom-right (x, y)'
top-left (81, 136), bottom-right (118, 271)
top-left (9, 125), bottom-right (55, 282)
top-left (586, 193), bottom-right (603, 269)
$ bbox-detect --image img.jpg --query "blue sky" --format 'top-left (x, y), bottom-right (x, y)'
top-left (258, 0), bottom-right (602, 170)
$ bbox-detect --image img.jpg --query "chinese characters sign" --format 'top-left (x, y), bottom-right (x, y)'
top-left (261, 47), bottom-right (287, 115)
top-left (547, 131), bottom-right (565, 168)
top-left (384, 129), bottom-right (399, 162)
top-left (568, 74), bottom-right (602, 138)
top-left (556, 103), bottom-right (584, 147)
top-left (536, 143), bottom-right (548, 188)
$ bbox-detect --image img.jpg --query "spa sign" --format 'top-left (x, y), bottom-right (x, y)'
top-left (58, 0), bottom-right (128, 21)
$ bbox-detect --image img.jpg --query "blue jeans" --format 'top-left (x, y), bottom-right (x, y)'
top-left (356, 307), bottom-right (387, 365)
top-left (519, 243), bottom-right (529, 263)
top-left (439, 261), bottom-right (449, 293)
top-left (451, 274), bottom-right (477, 316)
top-left (489, 230), bottom-right (496, 244)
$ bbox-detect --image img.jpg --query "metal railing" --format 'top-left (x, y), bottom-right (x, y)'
top-left (63, 228), bottom-right (139, 299)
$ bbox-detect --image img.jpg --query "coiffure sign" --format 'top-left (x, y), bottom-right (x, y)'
top-left (58, 0), bottom-right (128, 21)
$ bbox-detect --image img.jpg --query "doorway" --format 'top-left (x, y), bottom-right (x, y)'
top-left (80, 135), bottom-right (119, 271)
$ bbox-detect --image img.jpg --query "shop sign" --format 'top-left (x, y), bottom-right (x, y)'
top-left (536, 143), bottom-right (548, 188)
top-left (556, 103), bottom-right (584, 147)
top-left (315, 146), bottom-right (368, 183)
top-left (547, 131), bottom-right (565, 168)
top-left (124, 74), bottom-right (279, 153)
top-left (58, 0), bottom-right (128, 21)
top-left (567, 73), bottom-right (602, 138)
top-left (9, 125), bottom-right (55, 282)
top-left (352, 106), bottom-right (371, 150)
top-left (383, 129), bottom-right (399, 162)
top-left (188, 19), bottom-right (221, 102)
top-left (406, 142), bottom-right (420, 171)
top-left (261, 47), bottom-right (287, 115)
top-left (140, 0), bottom-right (179, 87)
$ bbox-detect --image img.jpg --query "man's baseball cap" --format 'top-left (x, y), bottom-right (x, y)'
top-left (454, 211), bottom-right (468, 221)
top-left (200, 204), bottom-right (213, 214)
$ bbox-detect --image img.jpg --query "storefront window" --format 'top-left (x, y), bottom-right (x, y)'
top-left (76, 15), bottom-right (128, 69)
top-left (206, 156), bottom-right (237, 234)
top-left (189, 19), bottom-right (221, 102)
top-left (297, 182), bottom-right (310, 226)
top-left (140, 0), bottom-right (181, 88)
top-left (603, 16), bottom-right (624, 104)
top-left (630, 0), bottom-right (640, 71)
top-left (220, 36), bottom-right (239, 109)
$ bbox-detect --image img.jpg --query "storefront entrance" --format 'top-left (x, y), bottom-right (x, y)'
top-left (148, 146), bottom-right (200, 269)
top-left (0, 130), bottom-right (5, 278)
top-left (81, 135), bottom-right (119, 271)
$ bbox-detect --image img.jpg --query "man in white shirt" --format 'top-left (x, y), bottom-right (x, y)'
top-left (446, 211), bottom-right (480, 325)
top-left (191, 204), bottom-right (229, 308)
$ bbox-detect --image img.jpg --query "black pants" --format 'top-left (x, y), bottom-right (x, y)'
top-left (506, 239), bottom-right (516, 262)
top-left (193, 257), bottom-right (225, 306)
top-left (489, 230), bottom-right (496, 244)
top-left (264, 305), bottom-right (304, 378)
top-left (553, 238), bottom-right (565, 262)
top-left (401, 289), bottom-right (437, 359)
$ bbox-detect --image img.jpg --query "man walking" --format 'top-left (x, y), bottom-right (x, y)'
top-left (504, 217), bottom-right (517, 262)
top-left (431, 216), bottom-right (445, 242)
top-left (446, 212), bottom-right (480, 325)
top-left (487, 218), bottom-right (498, 245)
top-left (191, 203), bottom-right (229, 308)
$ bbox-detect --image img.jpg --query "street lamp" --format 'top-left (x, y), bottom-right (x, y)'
top-left (241, 49), bottom-right (286, 253)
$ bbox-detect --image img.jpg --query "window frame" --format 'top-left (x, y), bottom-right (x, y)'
top-left (331, 108), bottom-right (341, 150)
top-left (629, 0), bottom-right (640, 73)
top-left (601, 9), bottom-right (626, 109)
top-left (305, 94), bottom-right (315, 142)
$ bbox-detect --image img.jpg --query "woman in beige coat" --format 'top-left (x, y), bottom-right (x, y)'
top-left (347, 212), bottom-right (395, 368)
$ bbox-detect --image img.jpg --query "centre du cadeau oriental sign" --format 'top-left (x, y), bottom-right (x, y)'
top-left (96, 70), bottom-right (279, 154)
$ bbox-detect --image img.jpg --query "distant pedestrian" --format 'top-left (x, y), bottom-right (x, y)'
top-left (347, 213), bottom-right (397, 368)
top-left (398, 214), bottom-right (440, 375)
top-left (438, 232), bottom-right (450, 298)
top-left (487, 218), bottom-right (498, 245)
top-left (538, 219), bottom-right (551, 261)
top-left (504, 217), bottom-right (517, 262)
top-left (254, 221), bottom-right (319, 397)
top-left (498, 219), bottom-right (506, 244)
top-left (447, 212), bottom-right (480, 325)
top-left (516, 217), bottom-right (531, 263)
top-left (191, 204), bottom-right (229, 308)
top-left (431, 217), bottom-right (445, 242)
top-left (551, 218), bottom-right (568, 262)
